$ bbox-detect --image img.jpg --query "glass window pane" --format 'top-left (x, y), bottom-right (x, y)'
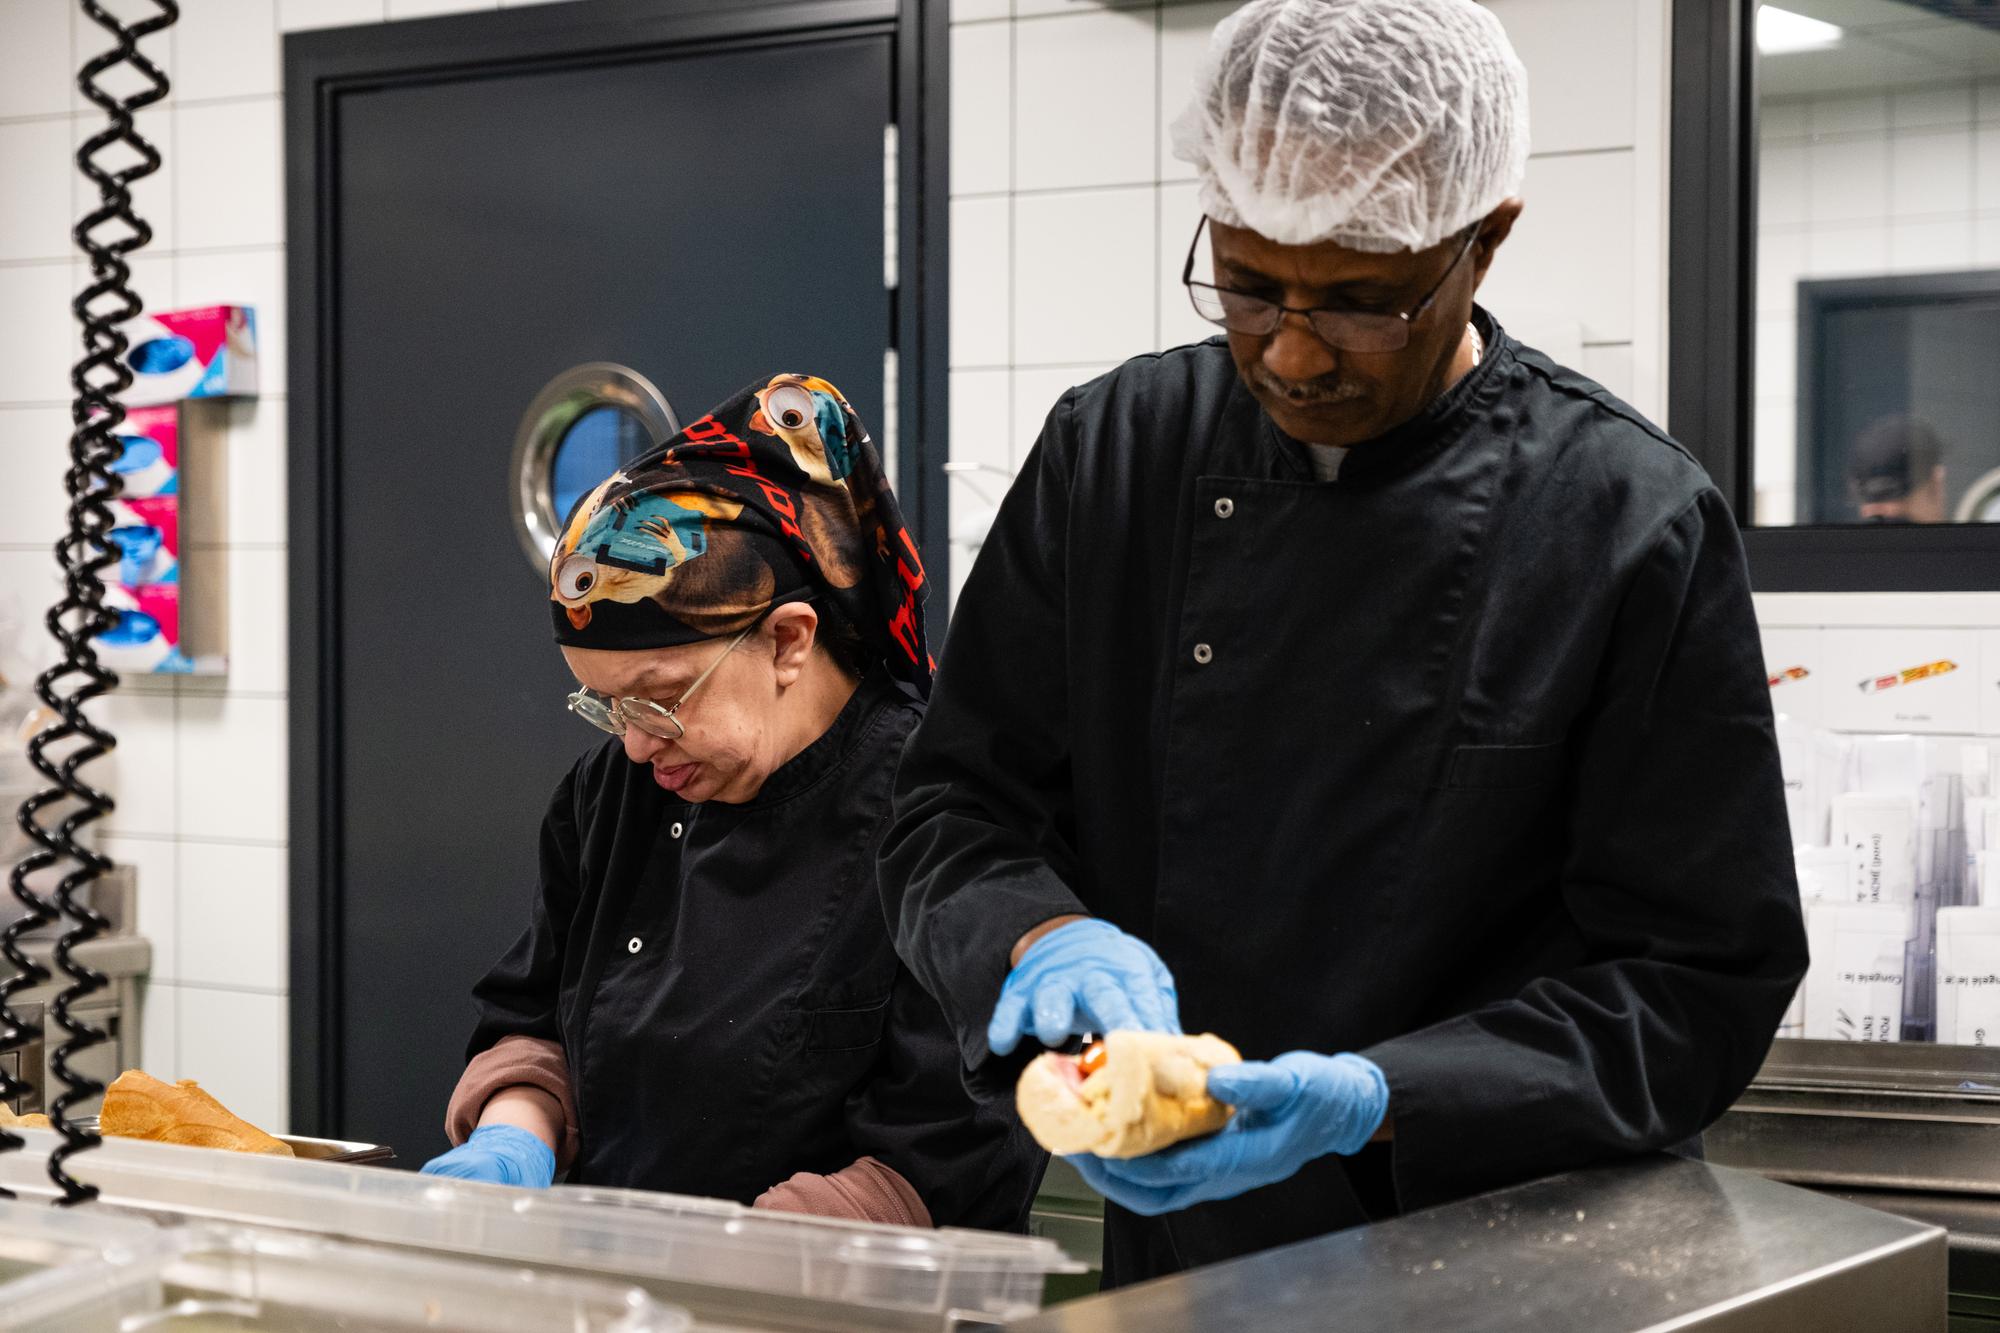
top-left (1751, 0), bottom-right (2000, 527)
top-left (550, 405), bottom-right (654, 523)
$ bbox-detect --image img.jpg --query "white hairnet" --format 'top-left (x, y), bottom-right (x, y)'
top-left (1169, 0), bottom-right (1530, 253)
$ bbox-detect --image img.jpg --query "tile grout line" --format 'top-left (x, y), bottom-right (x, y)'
top-left (1152, 0), bottom-right (1164, 354)
top-left (1005, 6), bottom-right (1018, 469)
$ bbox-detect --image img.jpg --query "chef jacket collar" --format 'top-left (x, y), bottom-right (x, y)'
top-left (735, 664), bottom-right (894, 808)
top-left (1259, 305), bottom-right (1510, 488)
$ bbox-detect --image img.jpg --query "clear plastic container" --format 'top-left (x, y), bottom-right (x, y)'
top-left (136, 1225), bottom-right (688, 1331)
top-left (0, 1129), bottom-right (1082, 1329)
top-left (0, 1195), bottom-right (171, 1332)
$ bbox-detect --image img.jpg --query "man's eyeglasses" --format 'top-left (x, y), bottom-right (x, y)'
top-left (566, 623), bottom-right (756, 742)
top-left (1181, 216), bottom-right (1480, 354)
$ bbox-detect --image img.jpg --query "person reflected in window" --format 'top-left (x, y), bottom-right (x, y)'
top-left (1849, 415), bottom-right (1947, 523)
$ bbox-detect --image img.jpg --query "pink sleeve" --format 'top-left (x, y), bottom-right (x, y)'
top-left (752, 1156), bottom-right (933, 1228)
top-left (443, 1034), bottom-right (581, 1171)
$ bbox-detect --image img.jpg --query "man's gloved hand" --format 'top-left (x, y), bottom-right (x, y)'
top-left (988, 918), bottom-right (1181, 1056)
top-left (1067, 1051), bottom-right (1388, 1216)
top-left (418, 1124), bottom-right (557, 1188)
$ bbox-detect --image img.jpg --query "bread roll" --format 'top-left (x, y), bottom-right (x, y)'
top-left (0, 1104), bottom-right (50, 1131)
top-left (1016, 1031), bottom-right (1241, 1158)
top-left (100, 1070), bottom-right (294, 1156)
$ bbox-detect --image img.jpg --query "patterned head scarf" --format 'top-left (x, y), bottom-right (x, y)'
top-left (548, 373), bottom-right (932, 697)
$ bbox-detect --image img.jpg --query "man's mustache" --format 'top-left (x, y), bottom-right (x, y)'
top-left (1251, 367), bottom-right (1365, 406)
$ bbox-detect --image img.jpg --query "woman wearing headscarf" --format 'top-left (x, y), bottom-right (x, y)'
top-left (418, 374), bottom-right (1042, 1230)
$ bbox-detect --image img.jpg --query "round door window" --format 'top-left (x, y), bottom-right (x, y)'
top-left (550, 404), bottom-right (655, 522)
top-left (510, 363), bottom-right (679, 573)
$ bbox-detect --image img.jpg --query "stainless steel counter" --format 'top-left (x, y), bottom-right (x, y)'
top-left (1005, 1156), bottom-right (1946, 1332)
top-left (1705, 1039), bottom-right (2000, 1195)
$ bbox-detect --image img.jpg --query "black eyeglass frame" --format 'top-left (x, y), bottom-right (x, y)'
top-left (1179, 215), bottom-right (1482, 353)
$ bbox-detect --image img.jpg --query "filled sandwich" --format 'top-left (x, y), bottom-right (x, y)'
top-left (1016, 1030), bottom-right (1241, 1158)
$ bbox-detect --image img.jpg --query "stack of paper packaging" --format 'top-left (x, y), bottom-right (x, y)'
top-left (1778, 725), bottom-right (2000, 1045)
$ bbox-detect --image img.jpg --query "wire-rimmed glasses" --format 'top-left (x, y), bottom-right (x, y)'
top-left (1181, 215), bottom-right (1480, 353)
top-left (565, 623), bottom-right (756, 742)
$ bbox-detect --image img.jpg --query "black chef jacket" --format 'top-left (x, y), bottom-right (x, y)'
top-left (468, 668), bottom-right (1044, 1230)
top-left (882, 311), bottom-right (1809, 1281)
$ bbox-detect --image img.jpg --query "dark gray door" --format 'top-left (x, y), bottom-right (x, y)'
top-left (321, 24), bottom-right (891, 1159)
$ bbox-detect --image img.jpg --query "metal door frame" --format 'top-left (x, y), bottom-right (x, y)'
top-left (283, 0), bottom-right (948, 1135)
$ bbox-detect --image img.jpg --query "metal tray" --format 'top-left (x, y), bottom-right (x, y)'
top-left (73, 1117), bottom-right (395, 1166)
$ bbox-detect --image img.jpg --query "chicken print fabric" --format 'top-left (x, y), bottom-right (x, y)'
top-left (548, 373), bottom-right (933, 697)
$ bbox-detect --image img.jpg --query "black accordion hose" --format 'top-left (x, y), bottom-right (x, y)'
top-left (0, 0), bottom-right (178, 1207)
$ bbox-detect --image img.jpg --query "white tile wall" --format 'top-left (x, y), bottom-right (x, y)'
top-left (1013, 10), bottom-right (1156, 191)
top-left (0, 119), bottom-right (76, 262)
top-left (947, 0), bottom-right (1672, 599)
top-left (1889, 217), bottom-right (1973, 274)
top-left (949, 197), bottom-right (1011, 368)
top-left (178, 985), bottom-right (286, 1132)
top-left (1156, 178), bottom-right (1211, 349)
top-left (89, 692), bottom-right (179, 840)
top-left (0, 408), bottom-right (70, 551)
top-left (1482, 151), bottom-right (1638, 344)
top-left (102, 834), bottom-right (179, 982)
top-left (1011, 365), bottom-right (1112, 454)
top-left (0, 0), bottom-right (75, 119)
top-left (0, 264), bottom-right (77, 406)
top-left (176, 100), bottom-right (285, 250)
top-left (178, 840), bottom-right (287, 991)
top-left (1891, 128), bottom-right (1974, 219)
top-left (386, 0), bottom-right (497, 18)
top-left (137, 979), bottom-right (179, 1077)
top-left (176, 694), bottom-right (288, 842)
top-left (1977, 122), bottom-right (2000, 213)
top-left (220, 399), bottom-right (288, 547)
top-left (1485, 0), bottom-right (1637, 155)
top-left (948, 368), bottom-right (1012, 480)
top-left (1, 0), bottom-right (595, 1138)
top-left (173, 1), bottom-right (282, 102)
top-left (278, 0), bottom-right (389, 31)
top-left (948, 22), bottom-right (1010, 197)
top-left (1579, 343), bottom-right (1636, 404)
top-left (1011, 187), bottom-right (1156, 364)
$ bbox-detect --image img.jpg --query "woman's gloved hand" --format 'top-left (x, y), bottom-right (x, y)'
top-left (418, 1124), bottom-right (557, 1188)
top-left (1067, 1052), bottom-right (1388, 1216)
top-left (987, 918), bottom-right (1181, 1056)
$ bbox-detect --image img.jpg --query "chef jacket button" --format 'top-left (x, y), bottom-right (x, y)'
top-left (671, 822), bottom-right (684, 838)
top-left (1214, 497), bottom-right (1235, 519)
top-left (627, 936), bottom-right (643, 954)
top-left (1193, 643), bottom-right (1213, 665)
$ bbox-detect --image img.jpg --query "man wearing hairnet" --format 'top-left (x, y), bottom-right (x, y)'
top-left (884, 0), bottom-right (1807, 1282)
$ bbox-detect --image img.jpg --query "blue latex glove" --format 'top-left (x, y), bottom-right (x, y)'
top-left (1068, 1052), bottom-right (1388, 1216)
top-left (987, 918), bottom-right (1180, 1056)
top-left (419, 1124), bottom-right (556, 1188)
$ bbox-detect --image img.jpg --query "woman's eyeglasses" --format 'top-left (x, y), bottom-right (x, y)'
top-left (565, 623), bottom-right (756, 742)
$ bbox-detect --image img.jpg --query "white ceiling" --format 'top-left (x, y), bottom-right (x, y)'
top-left (1761, 0), bottom-right (2000, 101)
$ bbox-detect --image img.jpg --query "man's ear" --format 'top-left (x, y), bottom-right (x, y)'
top-left (1471, 198), bottom-right (1524, 289)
